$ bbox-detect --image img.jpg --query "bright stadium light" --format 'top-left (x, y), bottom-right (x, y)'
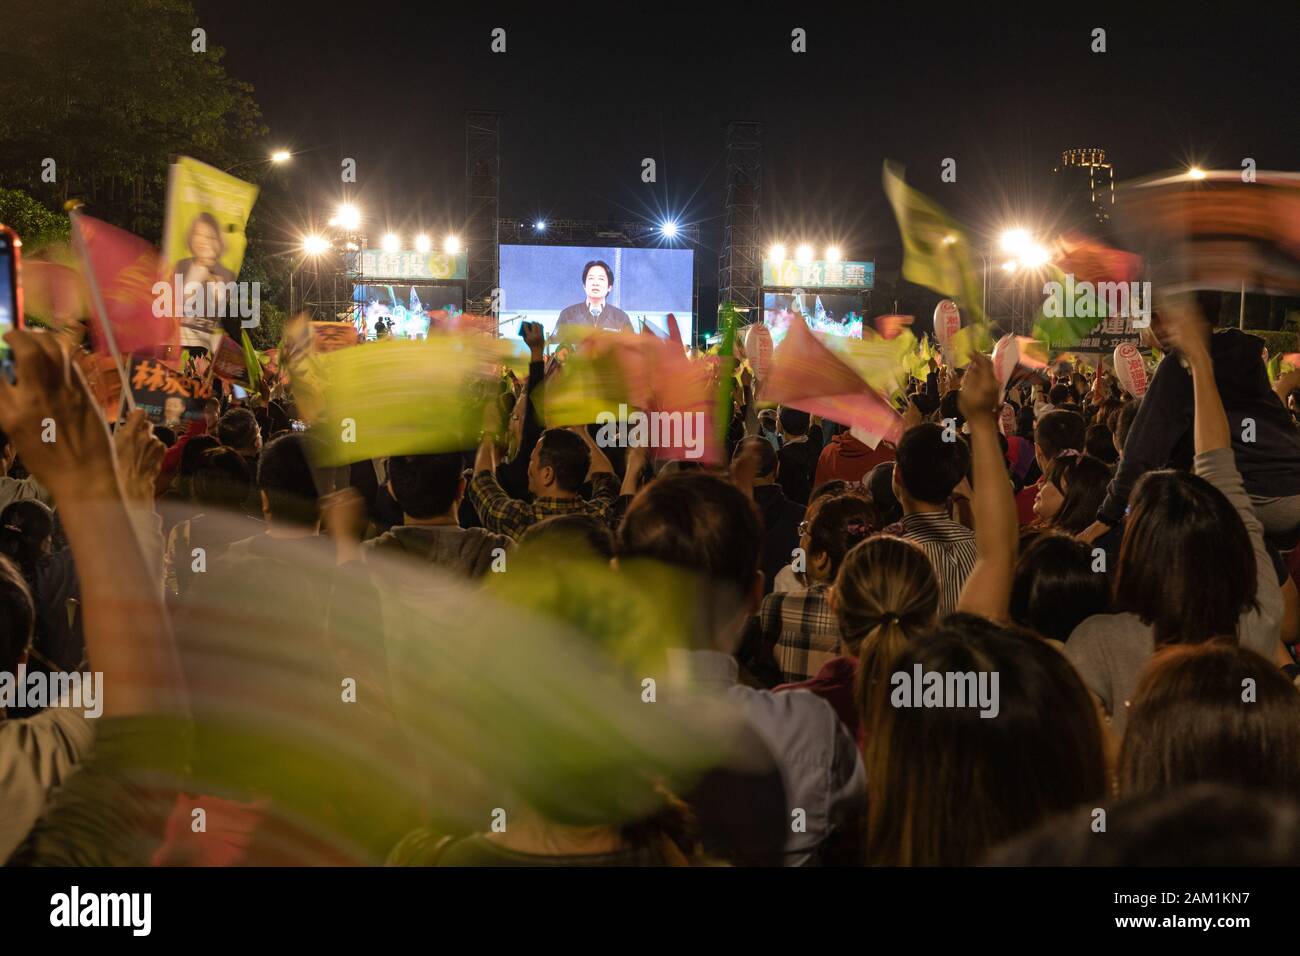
top-left (1020, 243), bottom-right (1050, 268)
top-left (1000, 228), bottom-right (1031, 255)
top-left (795, 244), bottom-right (814, 264)
top-left (534, 220), bottom-right (547, 232)
top-left (444, 235), bottom-right (461, 254)
top-left (1187, 166), bottom-right (1207, 180)
top-left (825, 246), bottom-right (842, 262)
top-left (768, 243), bottom-right (786, 263)
top-left (661, 220), bottom-right (679, 238)
top-left (302, 235), bottom-right (329, 256)
top-left (382, 233), bottom-right (400, 253)
top-left (335, 204), bottom-right (361, 230)
top-left (270, 149), bottom-right (292, 164)
top-left (415, 234), bottom-right (431, 253)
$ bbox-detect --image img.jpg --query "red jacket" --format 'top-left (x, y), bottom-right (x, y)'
top-left (813, 432), bottom-right (895, 489)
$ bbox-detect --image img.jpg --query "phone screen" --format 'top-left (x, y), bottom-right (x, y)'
top-left (0, 231), bottom-right (18, 381)
top-left (231, 383), bottom-right (248, 399)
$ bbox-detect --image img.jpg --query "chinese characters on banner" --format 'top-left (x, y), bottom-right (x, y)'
top-left (129, 357), bottom-right (212, 425)
top-left (761, 259), bottom-right (875, 289)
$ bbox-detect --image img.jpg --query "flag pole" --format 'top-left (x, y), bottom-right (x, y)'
top-left (67, 206), bottom-right (137, 415)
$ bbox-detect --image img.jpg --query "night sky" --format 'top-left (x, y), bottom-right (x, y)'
top-left (198, 3), bottom-right (1300, 313)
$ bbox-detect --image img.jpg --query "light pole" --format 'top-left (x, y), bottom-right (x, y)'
top-left (224, 150), bottom-right (293, 176)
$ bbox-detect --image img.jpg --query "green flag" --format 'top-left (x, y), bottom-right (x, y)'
top-left (882, 161), bottom-right (986, 325)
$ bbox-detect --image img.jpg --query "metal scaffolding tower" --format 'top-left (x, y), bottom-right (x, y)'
top-left (718, 122), bottom-right (763, 317)
top-left (465, 111), bottom-right (502, 314)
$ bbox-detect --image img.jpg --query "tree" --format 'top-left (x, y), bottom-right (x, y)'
top-left (0, 188), bottom-right (70, 249)
top-left (0, 0), bottom-right (267, 239)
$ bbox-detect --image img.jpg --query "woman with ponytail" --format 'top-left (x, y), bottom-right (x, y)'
top-left (787, 535), bottom-right (939, 742)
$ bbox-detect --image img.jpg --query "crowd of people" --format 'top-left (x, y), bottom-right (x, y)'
top-left (1, 292), bottom-right (1300, 867)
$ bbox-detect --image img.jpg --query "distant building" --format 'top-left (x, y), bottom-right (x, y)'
top-left (1053, 147), bottom-right (1115, 233)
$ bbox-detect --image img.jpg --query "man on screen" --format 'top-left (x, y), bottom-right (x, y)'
top-left (556, 260), bottom-right (632, 332)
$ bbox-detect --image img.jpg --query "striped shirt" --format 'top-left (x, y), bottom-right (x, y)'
top-left (761, 585), bottom-right (842, 684)
top-left (898, 511), bottom-right (978, 618)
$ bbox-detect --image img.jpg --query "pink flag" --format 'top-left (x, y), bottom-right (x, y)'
top-left (761, 316), bottom-right (903, 448)
top-left (71, 214), bottom-right (180, 359)
top-left (666, 313), bottom-right (684, 348)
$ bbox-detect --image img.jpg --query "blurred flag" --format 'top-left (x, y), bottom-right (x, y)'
top-left (883, 161), bottom-right (985, 323)
top-left (70, 212), bottom-right (179, 360)
top-left (666, 313), bottom-right (684, 347)
top-left (316, 335), bottom-right (527, 465)
top-left (762, 316), bottom-right (902, 449)
top-left (1051, 233), bottom-right (1142, 285)
top-left (1115, 170), bottom-right (1300, 295)
top-left (20, 253), bottom-right (87, 330)
top-left (873, 313), bottom-right (913, 340)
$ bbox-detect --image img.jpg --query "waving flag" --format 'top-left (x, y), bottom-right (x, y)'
top-left (762, 316), bottom-right (902, 449)
top-left (70, 212), bottom-right (179, 360)
top-left (883, 161), bottom-right (986, 324)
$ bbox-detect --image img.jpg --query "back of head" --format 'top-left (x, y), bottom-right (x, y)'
top-left (152, 424), bottom-right (178, 449)
top-left (986, 784), bottom-right (1300, 866)
top-left (1084, 423), bottom-right (1118, 465)
top-left (618, 472), bottom-right (762, 604)
top-left (894, 422), bottom-right (969, 506)
top-left (1009, 532), bottom-right (1110, 643)
top-left (778, 407), bottom-right (810, 437)
top-left (0, 554), bottom-right (34, 673)
top-left (1117, 470), bottom-right (1256, 646)
top-left (179, 434), bottom-right (221, 477)
top-left (733, 436), bottom-right (777, 480)
top-left (1049, 383), bottom-right (1071, 406)
top-left (864, 617), bottom-right (1107, 865)
top-left (807, 494), bottom-right (878, 580)
top-left (1120, 642), bottom-right (1300, 800)
top-left (388, 452), bottom-right (464, 519)
top-left (836, 535), bottom-right (939, 724)
top-left (192, 447), bottom-right (252, 511)
top-left (520, 513), bottom-right (616, 562)
top-left (536, 429), bottom-right (591, 494)
top-left (257, 433), bottom-right (320, 527)
top-left (1044, 454), bottom-right (1112, 534)
top-left (1113, 398), bottom-right (1141, 452)
top-left (217, 407), bottom-right (261, 454)
top-left (1034, 409), bottom-right (1086, 460)
top-left (809, 479), bottom-right (851, 504)
top-left (866, 462), bottom-right (902, 525)
top-left (0, 499), bottom-right (54, 576)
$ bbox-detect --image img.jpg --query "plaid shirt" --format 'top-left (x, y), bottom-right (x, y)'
top-left (762, 584), bottom-right (842, 684)
top-left (468, 469), bottom-right (620, 540)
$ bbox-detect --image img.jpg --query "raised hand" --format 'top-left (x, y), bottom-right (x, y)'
top-left (0, 330), bottom-right (117, 500)
top-left (112, 409), bottom-right (167, 505)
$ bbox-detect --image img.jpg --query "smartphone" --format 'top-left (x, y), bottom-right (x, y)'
top-left (0, 225), bottom-right (23, 383)
top-left (231, 383), bottom-right (249, 400)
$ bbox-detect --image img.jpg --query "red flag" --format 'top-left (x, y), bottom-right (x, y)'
top-left (71, 215), bottom-right (179, 359)
top-left (761, 316), bottom-right (903, 448)
top-left (1051, 233), bottom-right (1142, 285)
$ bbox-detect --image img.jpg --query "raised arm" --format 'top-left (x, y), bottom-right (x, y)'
top-left (956, 351), bottom-right (1018, 622)
top-left (0, 332), bottom-right (185, 718)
